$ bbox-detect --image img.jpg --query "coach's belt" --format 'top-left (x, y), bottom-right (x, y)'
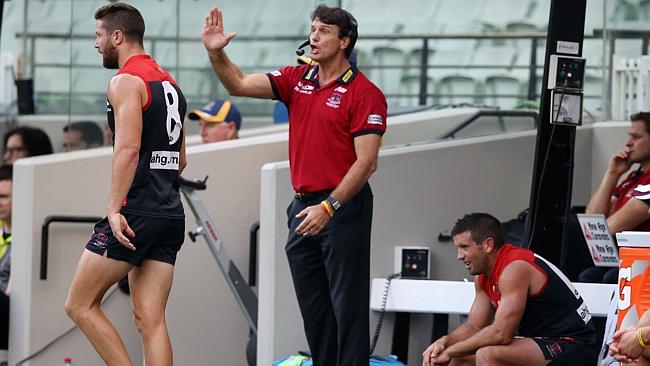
top-left (294, 190), bottom-right (332, 203)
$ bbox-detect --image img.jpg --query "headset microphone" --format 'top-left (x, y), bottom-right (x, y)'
top-left (295, 39), bottom-right (310, 56)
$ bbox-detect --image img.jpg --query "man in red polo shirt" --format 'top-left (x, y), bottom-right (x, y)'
top-left (203, 5), bottom-right (386, 366)
top-left (579, 112), bottom-right (650, 283)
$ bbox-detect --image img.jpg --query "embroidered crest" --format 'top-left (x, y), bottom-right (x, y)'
top-left (326, 93), bottom-right (343, 108)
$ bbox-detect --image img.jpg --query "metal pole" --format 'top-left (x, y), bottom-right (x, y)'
top-left (526, 0), bottom-right (586, 268)
top-left (418, 38), bottom-right (430, 106)
top-left (527, 37), bottom-right (538, 100)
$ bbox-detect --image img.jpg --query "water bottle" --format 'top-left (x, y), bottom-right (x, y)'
top-left (64, 357), bottom-right (72, 366)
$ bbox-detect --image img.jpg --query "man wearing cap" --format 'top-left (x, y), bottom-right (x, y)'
top-left (203, 4), bottom-right (386, 366)
top-left (189, 99), bottom-right (242, 143)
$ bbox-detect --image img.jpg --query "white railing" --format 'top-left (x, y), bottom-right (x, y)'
top-left (0, 52), bottom-right (15, 111)
top-left (612, 55), bottom-right (650, 120)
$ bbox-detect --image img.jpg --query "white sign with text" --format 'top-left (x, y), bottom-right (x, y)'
top-left (577, 214), bottom-right (619, 267)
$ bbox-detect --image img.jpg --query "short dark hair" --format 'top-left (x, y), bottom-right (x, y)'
top-left (95, 2), bottom-right (145, 47)
top-left (451, 213), bottom-right (505, 249)
top-left (630, 112), bottom-right (650, 134)
top-left (3, 126), bottom-right (53, 158)
top-left (0, 165), bottom-right (12, 182)
top-left (311, 4), bottom-right (358, 58)
top-left (64, 121), bottom-right (104, 147)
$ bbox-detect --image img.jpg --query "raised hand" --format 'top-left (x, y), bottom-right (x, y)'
top-left (202, 7), bottom-right (237, 53)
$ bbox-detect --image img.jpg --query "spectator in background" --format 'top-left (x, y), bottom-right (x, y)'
top-left (188, 99), bottom-right (241, 143)
top-left (103, 121), bottom-right (113, 146)
top-left (2, 126), bottom-right (53, 165)
top-left (0, 165), bottom-right (13, 352)
top-left (63, 121), bottom-right (104, 152)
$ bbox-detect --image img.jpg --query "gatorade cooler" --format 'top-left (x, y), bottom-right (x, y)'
top-left (615, 231), bottom-right (650, 330)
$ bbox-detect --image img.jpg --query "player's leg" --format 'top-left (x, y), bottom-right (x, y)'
top-left (474, 338), bottom-right (547, 366)
top-left (65, 249), bottom-right (134, 366)
top-left (448, 355), bottom-right (476, 366)
top-left (128, 259), bottom-right (175, 366)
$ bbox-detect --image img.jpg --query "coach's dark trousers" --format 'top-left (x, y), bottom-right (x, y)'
top-left (286, 183), bottom-right (372, 366)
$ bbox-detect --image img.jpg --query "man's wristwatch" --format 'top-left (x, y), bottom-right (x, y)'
top-left (326, 196), bottom-right (341, 212)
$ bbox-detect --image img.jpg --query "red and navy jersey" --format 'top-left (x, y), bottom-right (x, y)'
top-left (612, 168), bottom-right (650, 230)
top-left (478, 244), bottom-right (596, 343)
top-left (107, 54), bottom-right (186, 219)
top-left (267, 64), bottom-right (387, 193)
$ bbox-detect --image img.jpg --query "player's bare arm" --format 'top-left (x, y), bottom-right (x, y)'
top-left (442, 262), bottom-right (530, 358)
top-left (107, 73), bottom-right (145, 249)
top-left (423, 280), bottom-right (494, 366)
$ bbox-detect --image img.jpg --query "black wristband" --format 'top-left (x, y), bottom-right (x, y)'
top-left (326, 196), bottom-right (341, 212)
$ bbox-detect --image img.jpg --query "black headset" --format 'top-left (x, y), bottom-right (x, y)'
top-left (295, 9), bottom-right (358, 58)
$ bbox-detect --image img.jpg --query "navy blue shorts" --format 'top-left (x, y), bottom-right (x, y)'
top-left (532, 336), bottom-right (597, 366)
top-left (85, 213), bottom-right (185, 266)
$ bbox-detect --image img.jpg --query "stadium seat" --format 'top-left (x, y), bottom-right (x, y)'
top-left (469, 42), bottom-right (517, 71)
top-left (346, 0), bottom-right (400, 34)
top-left (436, 74), bottom-right (480, 106)
top-left (526, 0), bottom-right (551, 29)
top-left (255, 0), bottom-right (312, 36)
top-left (641, 0), bottom-right (650, 20)
top-left (481, 0), bottom-right (536, 28)
top-left (176, 69), bottom-right (213, 100)
top-left (610, 0), bottom-right (641, 23)
top-left (34, 39), bottom-right (70, 66)
top-left (131, 1), bottom-right (179, 38)
top-left (70, 68), bottom-right (113, 95)
top-left (152, 41), bottom-right (179, 69)
top-left (399, 74), bottom-right (434, 106)
top-left (178, 42), bottom-right (211, 68)
top-left (257, 42), bottom-right (299, 70)
top-left (370, 45), bottom-right (407, 96)
top-left (392, 0), bottom-right (438, 34)
top-left (428, 39), bottom-right (473, 76)
top-left (434, 0), bottom-right (486, 33)
top-left (26, 0), bottom-right (70, 34)
top-left (407, 47), bottom-right (436, 69)
top-left (70, 0), bottom-right (105, 35)
top-left (34, 67), bottom-right (70, 94)
top-left (483, 74), bottom-right (524, 109)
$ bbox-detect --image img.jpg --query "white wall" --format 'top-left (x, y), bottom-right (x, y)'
top-left (8, 111), bottom-right (620, 366)
top-left (10, 131), bottom-right (290, 366)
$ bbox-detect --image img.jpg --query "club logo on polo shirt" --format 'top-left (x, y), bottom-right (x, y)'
top-left (334, 86), bottom-right (348, 93)
top-left (294, 81), bottom-right (314, 95)
top-left (326, 93), bottom-right (343, 108)
top-left (367, 114), bottom-right (383, 125)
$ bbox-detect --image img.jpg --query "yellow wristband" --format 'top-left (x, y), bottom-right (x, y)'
top-left (639, 328), bottom-right (648, 348)
top-left (320, 201), bottom-right (334, 218)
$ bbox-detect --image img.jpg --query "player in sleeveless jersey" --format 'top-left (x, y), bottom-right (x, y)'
top-left (65, 3), bottom-right (186, 366)
top-left (423, 213), bottom-right (597, 366)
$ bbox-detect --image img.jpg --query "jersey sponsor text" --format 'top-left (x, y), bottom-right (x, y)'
top-left (150, 151), bottom-right (179, 170)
